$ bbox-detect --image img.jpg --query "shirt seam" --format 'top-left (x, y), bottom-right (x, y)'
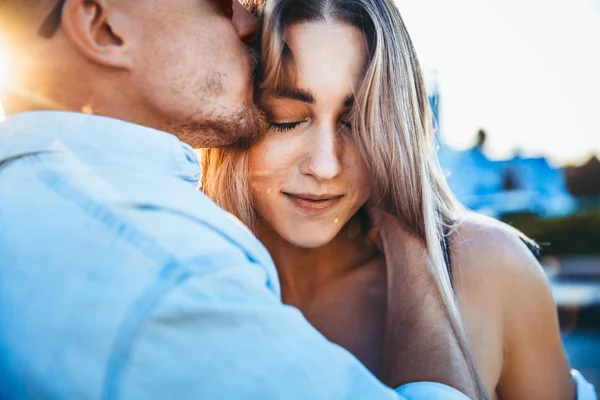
top-left (101, 252), bottom-right (248, 400)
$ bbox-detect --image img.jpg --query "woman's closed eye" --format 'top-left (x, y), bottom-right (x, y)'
top-left (268, 120), bottom-right (350, 133)
top-left (268, 120), bottom-right (306, 132)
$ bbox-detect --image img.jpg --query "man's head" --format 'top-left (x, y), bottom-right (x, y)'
top-left (0, 0), bottom-right (266, 147)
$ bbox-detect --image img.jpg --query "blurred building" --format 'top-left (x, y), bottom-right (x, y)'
top-left (429, 84), bottom-right (575, 218)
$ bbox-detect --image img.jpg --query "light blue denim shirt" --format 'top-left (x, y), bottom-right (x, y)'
top-left (0, 111), bottom-right (471, 400)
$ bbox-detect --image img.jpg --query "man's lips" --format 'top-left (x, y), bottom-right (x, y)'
top-left (282, 192), bottom-right (344, 215)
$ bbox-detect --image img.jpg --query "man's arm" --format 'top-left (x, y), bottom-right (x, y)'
top-left (370, 209), bottom-right (479, 398)
top-left (114, 261), bottom-right (471, 400)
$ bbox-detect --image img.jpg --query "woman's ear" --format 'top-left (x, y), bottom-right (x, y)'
top-left (60, 0), bottom-right (134, 69)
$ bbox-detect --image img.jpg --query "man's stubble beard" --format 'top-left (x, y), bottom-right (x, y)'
top-left (170, 48), bottom-right (266, 149)
top-left (173, 100), bottom-right (268, 149)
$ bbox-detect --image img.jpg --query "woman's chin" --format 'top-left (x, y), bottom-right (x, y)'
top-left (282, 230), bottom-right (338, 249)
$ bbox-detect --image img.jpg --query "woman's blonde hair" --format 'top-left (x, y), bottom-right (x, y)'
top-left (202, 0), bottom-right (487, 397)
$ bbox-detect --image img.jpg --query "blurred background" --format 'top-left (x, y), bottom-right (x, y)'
top-left (396, 0), bottom-right (600, 392)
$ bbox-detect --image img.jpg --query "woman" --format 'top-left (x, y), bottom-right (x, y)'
top-left (202, 0), bottom-right (590, 398)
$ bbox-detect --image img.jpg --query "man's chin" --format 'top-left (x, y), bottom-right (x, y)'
top-left (171, 103), bottom-right (267, 149)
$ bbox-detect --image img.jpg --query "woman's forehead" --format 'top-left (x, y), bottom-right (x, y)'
top-left (279, 21), bottom-right (366, 103)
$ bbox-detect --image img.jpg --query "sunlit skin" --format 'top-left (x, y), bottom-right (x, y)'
top-left (0, 0), bottom-right (263, 148)
top-left (249, 21), bottom-right (386, 374)
top-left (250, 22), bottom-right (371, 249)
top-left (0, 33), bottom-right (12, 97)
top-left (249, 20), bottom-right (575, 400)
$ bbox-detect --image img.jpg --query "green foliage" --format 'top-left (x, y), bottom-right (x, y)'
top-left (501, 209), bottom-right (600, 255)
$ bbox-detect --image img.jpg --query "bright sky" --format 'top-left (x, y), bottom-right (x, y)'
top-left (396, 0), bottom-right (600, 166)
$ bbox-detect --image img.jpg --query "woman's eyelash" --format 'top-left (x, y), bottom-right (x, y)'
top-left (269, 121), bottom-right (301, 132)
top-left (268, 119), bottom-right (350, 132)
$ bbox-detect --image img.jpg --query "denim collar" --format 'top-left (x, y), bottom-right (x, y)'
top-left (0, 111), bottom-right (201, 184)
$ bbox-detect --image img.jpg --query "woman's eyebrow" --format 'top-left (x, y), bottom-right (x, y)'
top-left (272, 87), bottom-right (315, 104)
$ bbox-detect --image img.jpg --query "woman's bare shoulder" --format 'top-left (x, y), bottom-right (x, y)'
top-left (451, 212), bottom-right (542, 272)
top-left (449, 211), bottom-right (549, 301)
top-left (450, 217), bottom-right (573, 400)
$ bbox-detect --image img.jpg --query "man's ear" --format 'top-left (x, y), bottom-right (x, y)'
top-left (60, 0), bottom-right (134, 69)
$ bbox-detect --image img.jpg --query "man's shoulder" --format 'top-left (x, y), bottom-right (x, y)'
top-left (0, 155), bottom-right (270, 399)
top-left (0, 148), bottom-right (273, 274)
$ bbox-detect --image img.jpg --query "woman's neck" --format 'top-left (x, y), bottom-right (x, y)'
top-left (256, 213), bottom-right (378, 307)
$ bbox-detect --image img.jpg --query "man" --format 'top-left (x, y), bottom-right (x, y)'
top-left (0, 1), bottom-right (477, 398)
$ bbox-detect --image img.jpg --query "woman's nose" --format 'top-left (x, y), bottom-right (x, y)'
top-left (301, 125), bottom-right (342, 181)
top-left (232, 1), bottom-right (259, 44)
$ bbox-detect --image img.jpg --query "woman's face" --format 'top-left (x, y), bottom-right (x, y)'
top-left (249, 21), bottom-right (371, 248)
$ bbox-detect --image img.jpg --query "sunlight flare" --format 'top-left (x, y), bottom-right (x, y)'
top-left (0, 33), bottom-right (12, 92)
top-left (0, 32), bottom-right (12, 121)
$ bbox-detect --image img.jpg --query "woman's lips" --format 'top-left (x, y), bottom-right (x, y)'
top-left (283, 193), bottom-right (343, 215)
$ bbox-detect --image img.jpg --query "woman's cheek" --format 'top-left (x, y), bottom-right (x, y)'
top-left (249, 138), bottom-right (290, 191)
top-left (344, 145), bottom-right (372, 202)
top-left (265, 134), bottom-right (305, 171)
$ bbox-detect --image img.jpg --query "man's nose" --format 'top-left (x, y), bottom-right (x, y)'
top-left (232, 1), bottom-right (259, 44)
top-left (301, 125), bottom-right (342, 182)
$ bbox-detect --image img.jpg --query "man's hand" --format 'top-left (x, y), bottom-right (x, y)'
top-left (370, 208), bottom-right (478, 399)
